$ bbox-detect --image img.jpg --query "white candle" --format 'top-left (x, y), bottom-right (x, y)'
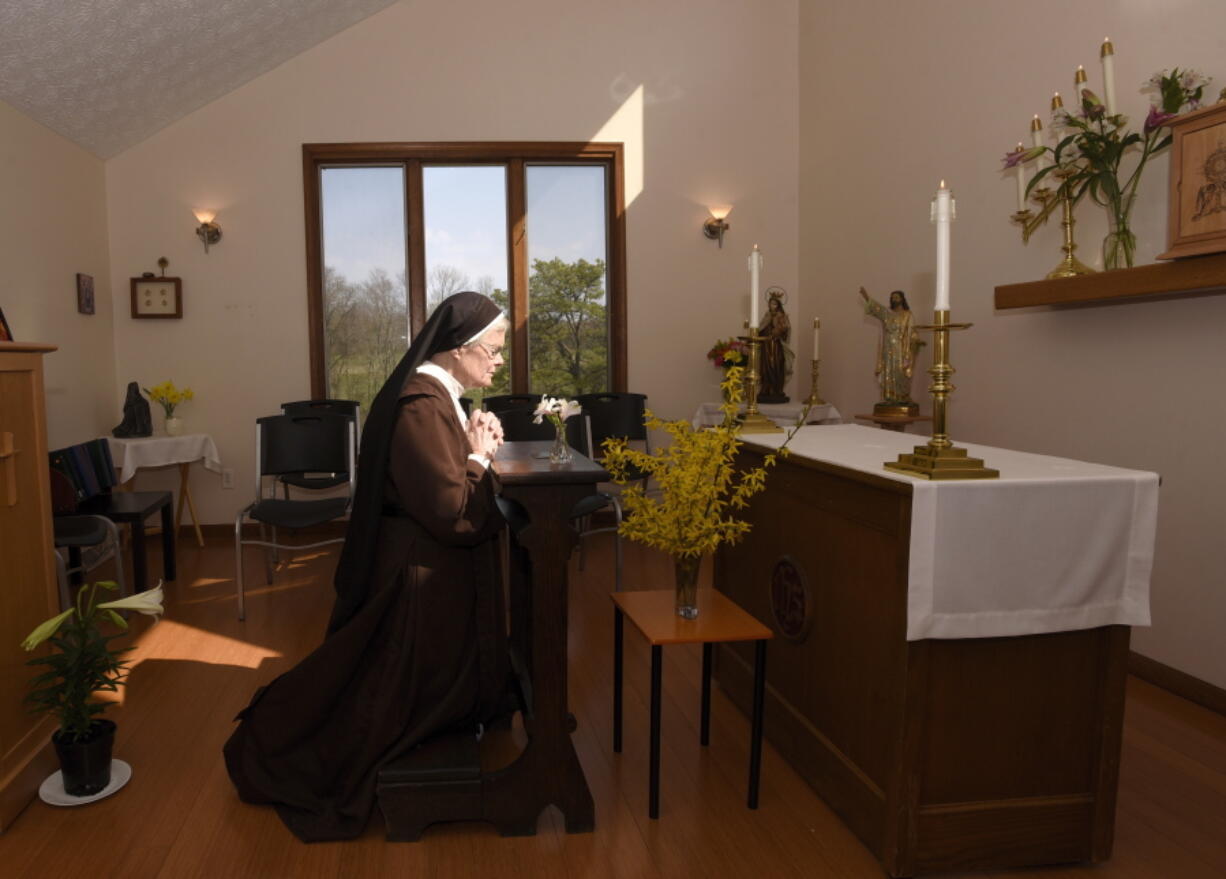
top-left (748, 245), bottom-right (762, 327)
top-left (1101, 38), bottom-right (1116, 115)
top-left (1014, 143), bottom-right (1027, 211)
top-left (932, 181), bottom-right (954, 311)
top-left (1030, 115), bottom-right (1048, 170)
top-left (1074, 65), bottom-right (1088, 110)
top-left (812, 318), bottom-right (820, 360)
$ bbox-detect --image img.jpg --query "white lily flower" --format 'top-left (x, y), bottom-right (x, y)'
top-left (560, 400), bottom-right (583, 421)
top-left (21, 609), bottom-right (74, 651)
top-left (98, 582), bottom-right (165, 620)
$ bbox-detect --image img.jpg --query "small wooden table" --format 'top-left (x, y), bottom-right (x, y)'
top-left (611, 588), bottom-right (773, 818)
top-left (105, 434), bottom-right (221, 547)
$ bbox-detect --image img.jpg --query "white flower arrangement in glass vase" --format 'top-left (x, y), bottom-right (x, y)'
top-left (533, 396), bottom-right (583, 464)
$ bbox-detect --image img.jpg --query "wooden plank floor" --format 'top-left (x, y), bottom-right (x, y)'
top-left (4, 530), bottom-right (1225, 878)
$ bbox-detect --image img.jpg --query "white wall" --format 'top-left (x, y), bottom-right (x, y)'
top-left (800, 0), bottom-right (1226, 687)
top-left (104, 0), bottom-right (800, 524)
top-left (0, 99), bottom-right (116, 448)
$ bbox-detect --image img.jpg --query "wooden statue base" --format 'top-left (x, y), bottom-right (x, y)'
top-left (884, 444), bottom-right (999, 480)
top-left (873, 401), bottom-right (919, 417)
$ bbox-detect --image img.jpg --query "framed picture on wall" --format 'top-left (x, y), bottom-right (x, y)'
top-left (1158, 101), bottom-right (1226, 259)
top-left (76, 273), bottom-right (95, 315)
top-left (0, 306), bottom-right (12, 341)
top-left (130, 276), bottom-right (182, 319)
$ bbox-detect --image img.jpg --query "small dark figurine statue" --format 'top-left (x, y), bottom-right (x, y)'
top-left (112, 381), bottom-right (153, 438)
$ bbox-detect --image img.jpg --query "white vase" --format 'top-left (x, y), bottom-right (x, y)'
top-left (164, 416), bottom-right (183, 437)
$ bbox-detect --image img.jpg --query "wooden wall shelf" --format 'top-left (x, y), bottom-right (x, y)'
top-left (994, 251), bottom-right (1226, 309)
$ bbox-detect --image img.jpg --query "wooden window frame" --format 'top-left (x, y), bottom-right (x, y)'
top-left (303, 141), bottom-right (627, 397)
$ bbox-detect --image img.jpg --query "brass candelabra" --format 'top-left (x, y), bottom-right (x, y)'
top-left (883, 309), bottom-right (998, 480)
top-left (738, 323), bottom-right (783, 434)
top-left (1011, 167), bottom-right (1094, 279)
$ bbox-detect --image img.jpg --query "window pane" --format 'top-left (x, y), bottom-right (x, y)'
top-left (320, 166), bottom-right (408, 419)
top-left (423, 166), bottom-right (510, 404)
top-left (525, 165), bottom-right (609, 396)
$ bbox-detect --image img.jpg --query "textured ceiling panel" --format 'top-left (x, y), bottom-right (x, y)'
top-left (0, 0), bottom-right (399, 158)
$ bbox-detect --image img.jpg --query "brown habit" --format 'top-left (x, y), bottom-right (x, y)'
top-left (223, 373), bottom-right (507, 841)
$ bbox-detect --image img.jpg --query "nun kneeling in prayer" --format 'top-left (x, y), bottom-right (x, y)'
top-left (224, 291), bottom-right (510, 841)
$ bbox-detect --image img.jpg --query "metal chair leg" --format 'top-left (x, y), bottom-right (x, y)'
top-left (234, 512), bottom-right (246, 621)
top-left (261, 523), bottom-right (274, 584)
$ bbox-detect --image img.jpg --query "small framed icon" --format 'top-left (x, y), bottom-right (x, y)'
top-left (76, 273), bottom-right (95, 315)
top-left (130, 277), bottom-right (182, 319)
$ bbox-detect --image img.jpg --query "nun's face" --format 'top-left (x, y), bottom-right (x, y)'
top-left (450, 325), bottom-right (506, 389)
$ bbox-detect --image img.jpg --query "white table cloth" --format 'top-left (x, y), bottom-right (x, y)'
top-left (691, 400), bottom-right (842, 430)
top-left (745, 425), bottom-right (1158, 641)
top-left (105, 434), bottom-right (222, 483)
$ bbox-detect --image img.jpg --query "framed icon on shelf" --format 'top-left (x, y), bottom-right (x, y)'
top-left (1158, 101), bottom-right (1226, 260)
top-left (130, 277), bottom-right (182, 319)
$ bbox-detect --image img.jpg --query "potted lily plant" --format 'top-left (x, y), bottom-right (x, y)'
top-left (22, 580), bottom-right (164, 796)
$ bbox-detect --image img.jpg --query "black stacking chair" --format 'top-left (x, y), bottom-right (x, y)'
top-left (52, 515), bottom-right (127, 610)
top-left (575, 392), bottom-right (651, 486)
top-left (482, 393), bottom-right (542, 415)
top-left (47, 463), bottom-right (129, 608)
top-left (496, 404), bottom-right (625, 592)
top-left (278, 399), bottom-right (361, 497)
top-left (574, 393), bottom-right (653, 590)
top-left (234, 413), bottom-right (355, 620)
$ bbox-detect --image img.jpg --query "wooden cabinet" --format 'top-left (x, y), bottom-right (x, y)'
top-left (0, 343), bottom-right (61, 832)
top-left (716, 446), bottom-right (1129, 877)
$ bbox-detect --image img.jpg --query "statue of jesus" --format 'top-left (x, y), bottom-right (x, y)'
top-left (859, 287), bottom-right (925, 415)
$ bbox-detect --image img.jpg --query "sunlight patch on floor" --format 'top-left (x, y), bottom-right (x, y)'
top-left (130, 618), bottom-right (282, 667)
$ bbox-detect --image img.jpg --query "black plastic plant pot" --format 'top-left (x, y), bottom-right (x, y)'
top-left (52, 719), bottom-right (116, 796)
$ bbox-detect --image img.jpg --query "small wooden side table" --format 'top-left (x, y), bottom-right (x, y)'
top-left (854, 412), bottom-right (933, 432)
top-left (611, 588), bottom-right (772, 818)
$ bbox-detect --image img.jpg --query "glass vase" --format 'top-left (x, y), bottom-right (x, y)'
top-left (549, 422), bottom-right (573, 464)
top-left (674, 554), bottom-right (701, 619)
top-left (1103, 196), bottom-right (1136, 270)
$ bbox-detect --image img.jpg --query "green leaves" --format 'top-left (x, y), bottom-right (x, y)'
top-left (20, 581), bottom-right (159, 740)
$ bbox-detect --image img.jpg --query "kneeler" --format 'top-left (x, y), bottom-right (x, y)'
top-left (377, 496), bottom-right (536, 841)
top-left (376, 731), bottom-right (483, 841)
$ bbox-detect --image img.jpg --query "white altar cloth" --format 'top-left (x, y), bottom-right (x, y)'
top-left (745, 425), bottom-right (1158, 641)
top-left (105, 434), bottom-right (222, 484)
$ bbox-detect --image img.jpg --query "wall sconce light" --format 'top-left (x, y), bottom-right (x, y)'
top-left (703, 205), bottom-right (731, 248)
top-left (194, 210), bottom-right (222, 253)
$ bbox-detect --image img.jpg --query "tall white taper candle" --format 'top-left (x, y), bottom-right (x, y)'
top-left (749, 245), bottom-right (762, 327)
top-left (933, 181), bottom-right (954, 311)
top-left (1100, 38), bottom-right (1116, 115)
top-left (812, 318), bottom-right (820, 359)
top-left (1030, 115), bottom-right (1048, 170)
top-left (1013, 143), bottom-right (1027, 212)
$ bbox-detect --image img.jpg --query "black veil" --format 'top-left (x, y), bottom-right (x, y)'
top-left (326, 291), bottom-right (503, 633)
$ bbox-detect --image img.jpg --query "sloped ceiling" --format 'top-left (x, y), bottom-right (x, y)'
top-left (0, 0), bottom-right (400, 159)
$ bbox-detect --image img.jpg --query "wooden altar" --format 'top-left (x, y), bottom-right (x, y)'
top-left (714, 429), bottom-right (1151, 877)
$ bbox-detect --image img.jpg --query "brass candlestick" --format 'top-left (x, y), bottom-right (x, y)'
top-left (738, 323), bottom-right (783, 434)
top-left (804, 359), bottom-right (827, 407)
top-left (1045, 180), bottom-right (1095, 279)
top-left (883, 309), bottom-right (998, 480)
top-left (1011, 167), bottom-right (1093, 279)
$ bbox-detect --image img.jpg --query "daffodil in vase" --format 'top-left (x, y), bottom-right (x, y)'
top-left (22, 581), bottom-right (164, 796)
top-left (533, 396), bottom-right (583, 464)
top-left (602, 367), bottom-right (809, 619)
top-left (143, 381), bottom-right (194, 436)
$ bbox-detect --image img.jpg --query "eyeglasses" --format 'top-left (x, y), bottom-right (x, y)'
top-left (471, 341), bottom-right (504, 360)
